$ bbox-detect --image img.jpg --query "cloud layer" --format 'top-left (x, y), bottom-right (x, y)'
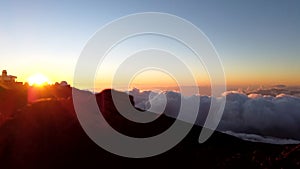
top-left (129, 87), bottom-right (300, 141)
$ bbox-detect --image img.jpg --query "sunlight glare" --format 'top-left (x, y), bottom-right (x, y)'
top-left (28, 73), bottom-right (50, 86)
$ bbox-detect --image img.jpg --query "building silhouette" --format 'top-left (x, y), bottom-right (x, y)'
top-left (0, 70), bottom-right (17, 83)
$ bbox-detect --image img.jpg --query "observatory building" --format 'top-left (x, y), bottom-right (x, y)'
top-left (0, 70), bottom-right (17, 83)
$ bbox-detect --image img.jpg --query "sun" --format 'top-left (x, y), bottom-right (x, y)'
top-left (27, 73), bottom-right (50, 86)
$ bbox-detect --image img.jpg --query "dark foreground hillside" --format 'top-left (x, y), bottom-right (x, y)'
top-left (0, 86), bottom-right (299, 169)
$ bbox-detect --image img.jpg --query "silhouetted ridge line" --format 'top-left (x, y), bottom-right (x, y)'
top-left (0, 87), bottom-right (298, 168)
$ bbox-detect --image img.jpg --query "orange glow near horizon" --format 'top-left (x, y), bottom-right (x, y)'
top-left (93, 69), bottom-right (211, 92)
top-left (13, 69), bottom-right (300, 90)
top-left (225, 74), bottom-right (300, 87)
top-left (89, 70), bottom-right (300, 92)
top-left (27, 73), bottom-right (51, 86)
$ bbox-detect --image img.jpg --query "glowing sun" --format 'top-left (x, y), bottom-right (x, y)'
top-left (28, 73), bottom-right (50, 86)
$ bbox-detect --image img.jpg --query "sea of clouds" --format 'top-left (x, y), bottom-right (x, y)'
top-left (128, 86), bottom-right (300, 144)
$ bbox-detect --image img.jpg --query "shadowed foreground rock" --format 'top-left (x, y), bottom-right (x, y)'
top-left (0, 87), bottom-right (299, 169)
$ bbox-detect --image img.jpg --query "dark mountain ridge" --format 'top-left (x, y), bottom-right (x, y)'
top-left (0, 86), bottom-right (299, 168)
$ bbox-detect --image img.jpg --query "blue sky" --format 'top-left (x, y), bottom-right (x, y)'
top-left (0, 0), bottom-right (299, 87)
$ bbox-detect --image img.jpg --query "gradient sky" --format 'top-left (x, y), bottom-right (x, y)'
top-left (0, 0), bottom-right (299, 89)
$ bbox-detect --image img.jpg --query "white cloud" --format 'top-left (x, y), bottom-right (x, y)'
top-left (129, 87), bottom-right (300, 142)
